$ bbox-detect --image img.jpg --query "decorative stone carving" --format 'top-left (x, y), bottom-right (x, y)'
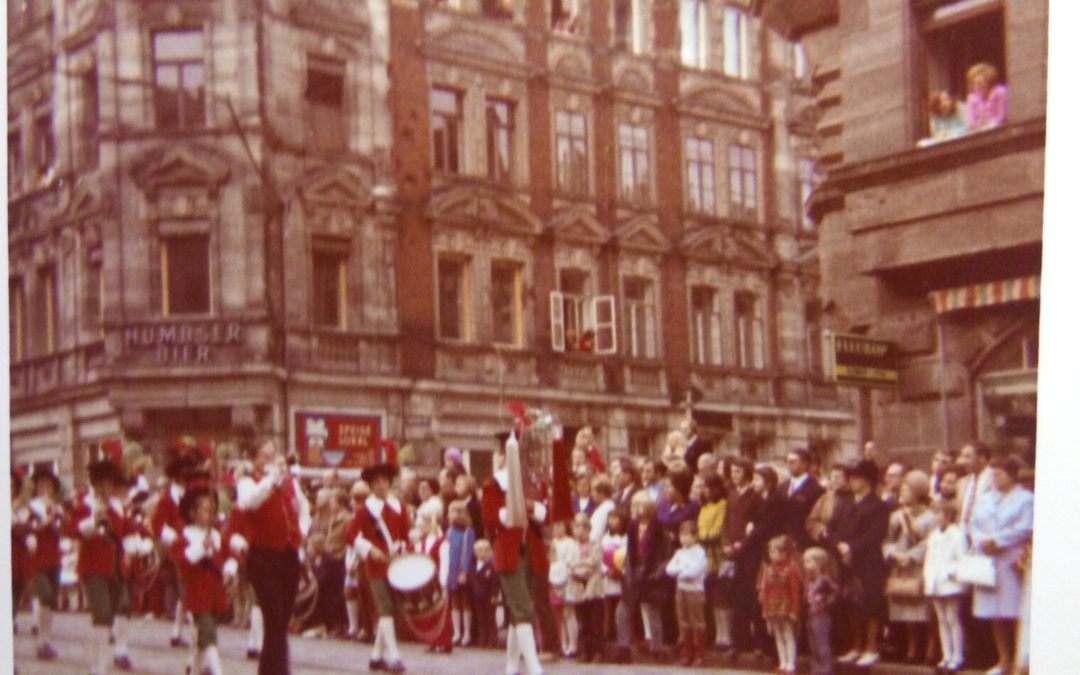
top-left (129, 144), bottom-right (231, 197)
top-left (615, 215), bottom-right (670, 254)
top-left (428, 185), bottom-right (542, 237)
top-left (549, 205), bottom-right (609, 245)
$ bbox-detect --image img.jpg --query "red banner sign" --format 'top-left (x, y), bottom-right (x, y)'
top-left (294, 411), bottom-right (383, 469)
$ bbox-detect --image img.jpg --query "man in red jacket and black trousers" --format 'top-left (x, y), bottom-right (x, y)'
top-left (236, 439), bottom-right (311, 675)
top-left (482, 436), bottom-right (547, 675)
top-left (346, 462), bottom-right (410, 673)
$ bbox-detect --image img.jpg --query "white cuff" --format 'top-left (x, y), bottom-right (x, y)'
top-left (223, 558), bottom-right (239, 578)
top-left (185, 540), bottom-right (206, 564)
top-left (229, 533), bottom-right (249, 555)
top-left (122, 535), bottom-right (140, 556)
top-left (353, 533), bottom-right (373, 560)
top-left (26, 534), bottom-right (37, 553)
top-left (78, 516), bottom-right (96, 537)
top-left (498, 507), bottom-right (510, 528)
top-left (138, 537), bottom-right (154, 556)
top-left (531, 502), bottom-right (547, 523)
top-left (161, 525), bottom-right (178, 546)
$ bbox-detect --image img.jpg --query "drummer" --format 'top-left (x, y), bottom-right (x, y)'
top-left (346, 461), bottom-right (410, 674)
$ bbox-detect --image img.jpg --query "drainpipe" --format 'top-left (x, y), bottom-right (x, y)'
top-left (937, 315), bottom-right (952, 451)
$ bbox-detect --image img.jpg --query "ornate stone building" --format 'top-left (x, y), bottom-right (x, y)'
top-left (761, 0), bottom-right (1046, 464)
top-left (8, 0), bottom-right (856, 482)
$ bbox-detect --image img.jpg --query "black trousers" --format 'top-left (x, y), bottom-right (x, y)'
top-left (576, 598), bottom-right (605, 659)
top-left (732, 555), bottom-right (767, 654)
top-left (312, 557), bottom-right (347, 632)
top-left (249, 547), bottom-right (301, 675)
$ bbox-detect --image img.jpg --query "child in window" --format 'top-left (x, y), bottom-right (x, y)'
top-left (966, 62), bottom-right (1008, 131)
top-left (925, 91), bottom-right (968, 143)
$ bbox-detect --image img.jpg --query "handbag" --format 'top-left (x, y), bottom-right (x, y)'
top-left (885, 571), bottom-right (923, 598)
top-left (955, 550), bottom-right (996, 588)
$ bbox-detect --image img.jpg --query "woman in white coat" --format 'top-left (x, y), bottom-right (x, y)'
top-left (969, 456), bottom-right (1034, 675)
top-left (923, 499), bottom-right (968, 673)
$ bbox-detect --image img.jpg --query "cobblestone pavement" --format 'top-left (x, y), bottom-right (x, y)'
top-left (13, 611), bottom-right (962, 674)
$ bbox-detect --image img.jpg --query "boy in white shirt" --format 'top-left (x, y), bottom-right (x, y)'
top-left (666, 519), bottom-right (708, 666)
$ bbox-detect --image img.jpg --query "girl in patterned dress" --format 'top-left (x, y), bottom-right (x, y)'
top-left (757, 535), bottom-right (802, 674)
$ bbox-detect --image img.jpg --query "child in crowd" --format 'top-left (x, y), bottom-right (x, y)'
top-left (966, 62), bottom-right (1008, 130)
top-left (471, 539), bottom-right (500, 649)
top-left (757, 535), bottom-right (801, 674)
top-left (601, 510), bottom-right (628, 642)
top-left (698, 474), bottom-right (731, 650)
top-left (412, 499), bottom-right (453, 654)
top-left (570, 512), bottom-right (604, 662)
top-left (549, 520), bottom-right (579, 657)
top-left (446, 500), bottom-right (475, 647)
top-left (923, 499), bottom-right (967, 673)
top-left (176, 480), bottom-right (229, 675)
top-left (666, 519), bottom-right (708, 667)
top-left (803, 547), bottom-right (838, 675)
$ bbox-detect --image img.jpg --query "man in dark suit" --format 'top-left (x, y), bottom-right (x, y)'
top-left (682, 419), bottom-right (708, 475)
top-left (778, 448), bottom-right (825, 551)
top-left (611, 457), bottom-right (640, 517)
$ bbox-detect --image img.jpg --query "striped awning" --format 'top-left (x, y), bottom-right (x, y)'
top-left (929, 275), bottom-right (1040, 314)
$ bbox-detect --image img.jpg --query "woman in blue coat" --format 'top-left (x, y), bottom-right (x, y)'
top-left (970, 456), bottom-right (1034, 675)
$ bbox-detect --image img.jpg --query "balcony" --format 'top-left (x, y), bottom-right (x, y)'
top-left (434, 343), bottom-right (537, 386)
top-left (9, 342), bottom-right (106, 402)
top-left (557, 353), bottom-right (604, 392)
top-left (301, 329), bottom-right (400, 376)
top-left (623, 361), bottom-right (667, 397)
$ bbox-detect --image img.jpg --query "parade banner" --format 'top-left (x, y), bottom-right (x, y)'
top-left (294, 410), bottom-right (384, 468)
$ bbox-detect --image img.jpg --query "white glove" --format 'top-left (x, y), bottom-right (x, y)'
top-left (161, 525), bottom-right (179, 546)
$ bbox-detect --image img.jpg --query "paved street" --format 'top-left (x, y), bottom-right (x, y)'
top-left (14, 611), bottom-right (977, 675)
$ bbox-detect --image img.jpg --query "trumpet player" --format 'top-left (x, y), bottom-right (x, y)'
top-left (70, 458), bottom-right (139, 675)
top-left (346, 461), bottom-right (409, 674)
top-left (236, 438), bottom-right (311, 675)
top-left (25, 467), bottom-right (64, 661)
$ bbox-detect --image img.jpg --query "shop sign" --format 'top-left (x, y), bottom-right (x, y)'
top-left (294, 411), bottom-right (384, 469)
top-left (830, 334), bottom-right (899, 387)
top-left (123, 321), bottom-right (243, 364)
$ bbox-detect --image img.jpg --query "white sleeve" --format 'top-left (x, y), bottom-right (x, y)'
top-left (665, 551), bottom-right (681, 577)
top-left (229, 533), bottom-right (249, 555)
top-left (438, 540), bottom-right (451, 588)
top-left (161, 524), bottom-right (178, 546)
top-left (78, 516), bottom-right (96, 537)
top-left (237, 475), bottom-right (276, 511)
top-left (352, 531), bottom-right (374, 560)
top-left (531, 502), bottom-right (547, 523)
top-left (184, 535), bottom-right (207, 564)
top-left (223, 557), bottom-right (239, 578)
top-left (498, 507), bottom-right (510, 528)
top-left (122, 535), bottom-right (141, 556)
top-left (683, 548), bottom-right (708, 580)
top-left (26, 534), bottom-right (37, 553)
top-left (296, 482), bottom-right (312, 538)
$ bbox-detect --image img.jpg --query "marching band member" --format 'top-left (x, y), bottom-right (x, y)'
top-left (224, 461), bottom-right (262, 661)
top-left (174, 472), bottom-right (229, 675)
top-left (346, 461), bottom-right (409, 674)
top-left (152, 455), bottom-right (196, 649)
top-left (482, 434), bottom-right (548, 675)
top-left (12, 470), bottom-right (33, 635)
top-left (236, 439), bottom-right (310, 675)
top-left (411, 498), bottom-right (454, 654)
top-left (26, 468), bottom-right (65, 661)
top-left (71, 458), bottom-right (139, 675)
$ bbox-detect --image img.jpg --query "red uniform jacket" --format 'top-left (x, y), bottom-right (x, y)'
top-left (151, 485), bottom-right (186, 562)
top-left (346, 495), bottom-right (410, 580)
top-left (69, 494), bottom-right (135, 579)
top-left (12, 506), bottom-right (34, 583)
top-left (481, 474), bottom-right (549, 575)
top-left (172, 525), bottom-right (230, 615)
top-left (237, 472), bottom-right (304, 551)
top-left (26, 498), bottom-right (64, 572)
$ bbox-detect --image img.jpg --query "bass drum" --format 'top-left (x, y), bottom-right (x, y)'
top-left (386, 553), bottom-right (443, 616)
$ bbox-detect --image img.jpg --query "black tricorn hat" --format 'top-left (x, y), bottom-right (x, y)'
top-left (361, 463), bottom-right (399, 485)
top-left (31, 468), bottom-right (61, 492)
top-left (87, 460), bottom-right (122, 486)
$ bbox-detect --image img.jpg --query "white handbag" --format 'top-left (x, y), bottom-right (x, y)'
top-left (955, 550), bottom-right (996, 588)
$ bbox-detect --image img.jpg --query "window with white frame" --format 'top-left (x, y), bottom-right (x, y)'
top-left (685, 136), bottom-right (716, 214)
top-left (153, 29), bottom-right (206, 130)
top-left (36, 266), bottom-right (59, 356)
top-left (432, 87), bottom-right (463, 174)
top-left (690, 286), bottom-right (722, 366)
top-left (161, 234), bottom-right (211, 316)
top-left (486, 98), bottom-right (515, 181)
top-left (613, 0), bottom-right (643, 53)
top-left (305, 55), bottom-right (346, 151)
top-left (723, 5), bottom-right (749, 79)
top-left (550, 269), bottom-right (615, 354)
top-left (491, 262), bottom-right (523, 347)
top-left (10, 276), bottom-right (25, 362)
top-left (680, 0), bottom-right (708, 68)
top-left (623, 276), bottom-right (657, 359)
top-left (555, 110), bottom-right (588, 195)
top-left (728, 143), bottom-right (758, 221)
top-left (618, 122), bottom-right (650, 203)
top-left (798, 157), bottom-right (818, 230)
top-left (438, 257), bottom-right (472, 341)
top-left (312, 239), bottom-right (349, 330)
top-left (735, 291), bottom-right (765, 369)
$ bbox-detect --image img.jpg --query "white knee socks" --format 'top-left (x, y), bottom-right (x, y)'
top-left (203, 645), bottom-right (223, 675)
top-left (249, 606), bottom-right (263, 651)
top-left (92, 625), bottom-right (111, 675)
top-left (112, 615), bottom-right (129, 658)
top-left (346, 598), bottom-right (360, 635)
top-left (34, 602), bottom-right (52, 649)
top-left (714, 607), bottom-right (732, 645)
top-left (516, 623), bottom-right (543, 675)
top-left (378, 616), bottom-right (401, 662)
top-left (505, 623), bottom-right (520, 675)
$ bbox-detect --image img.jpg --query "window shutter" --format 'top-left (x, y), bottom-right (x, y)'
top-left (709, 311), bottom-right (723, 365)
top-left (645, 304), bottom-right (656, 358)
top-left (550, 291), bottom-right (566, 352)
top-left (593, 295), bottom-right (617, 355)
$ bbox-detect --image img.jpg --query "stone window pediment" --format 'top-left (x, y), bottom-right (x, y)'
top-left (296, 166), bottom-right (373, 210)
top-left (615, 215), bottom-right (669, 254)
top-left (549, 205), bottom-right (609, 245)
top-left (428, 186), bottom-right (542, 237)
top-left (130, 144), bottom-right (230, 197)
top-left (680, 226), bottom-right (777, 268)
top-left (426, 26), bottom-right (524, 65)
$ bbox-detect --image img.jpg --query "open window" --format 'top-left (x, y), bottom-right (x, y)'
top-left (549, 287), bottom-right (615, 354)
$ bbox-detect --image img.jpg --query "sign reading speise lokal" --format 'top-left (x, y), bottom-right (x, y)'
top-left (122, 321), bottom-right (244, 364)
